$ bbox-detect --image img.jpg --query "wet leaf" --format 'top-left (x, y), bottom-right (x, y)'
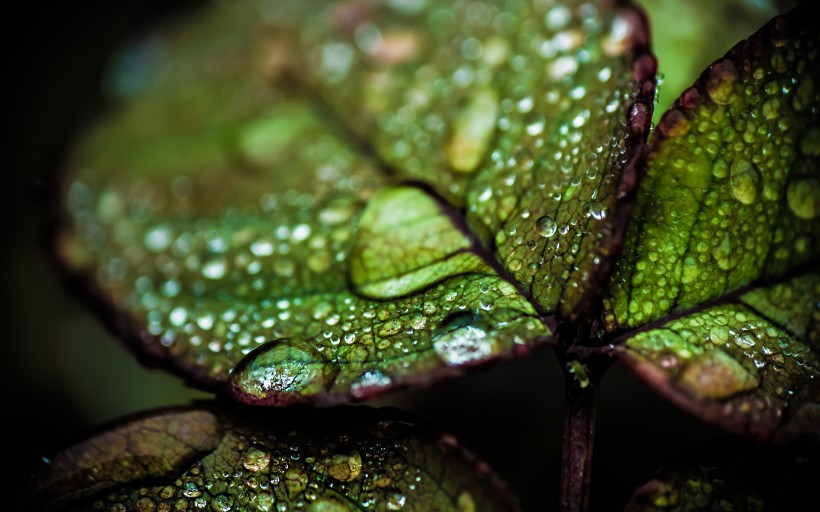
top-left (606, 8), bottom-right (819, 331)
top-left (269, 0), bottom-right (656, 318)
top-left (637, 0), bottom-right (780, 124)
top-left (56, 1), bottom-right (551, 405)
top-left (603, 7), bottom-right (819, 440)
top-left (625, 438), bottom-right (817, 511)
top-left (56, 0), bottom-right (655, 403)
top-left (618, 269), bottom-right (819, 441)
top-left (29, 403), bottom-right (517, 511)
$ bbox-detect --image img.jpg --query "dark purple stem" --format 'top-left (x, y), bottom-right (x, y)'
top-left (560, 368), bottom-right (597, 512)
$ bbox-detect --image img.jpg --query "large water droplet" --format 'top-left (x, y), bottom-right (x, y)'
top-left (446, 89), bottom-right (498, 174)
top-left (705, 59), bottom-right (738, 106)
top-left (229, 338), bottom-right (330, 405)
top-left (324, 450), bottom-right (363, 482)
top-left (350, 370), bottom-right (393, 399)
top-left (432, 312), bottom-right (496, 366)
top-left (242, 445), bottom-right (271, 472)
top-left (786, 178), bottom-right (818, 220)
top-left (729, 159), bottom-right (760, 205)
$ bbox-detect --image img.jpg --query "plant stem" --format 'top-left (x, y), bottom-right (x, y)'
top-left (560, 367), bottom-right (597, 512)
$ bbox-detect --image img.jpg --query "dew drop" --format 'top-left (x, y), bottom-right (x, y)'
top-left (202, 257), bottom-right (227, 280)
top-left (524, 111), bottom-right (546, 136)
top-left (729, 159), bottom-right (760, 205)
top-left (786, 178), bottom-right (819, 219)
top-left (705, 59), bottom-right (738, 106)
top-left (229, 338), bottom-right (328, 404)
top-left (242, 445), bottom-right (271, 472)
top-left (432, 312), bottom-right (496, 365)
top-left (350, 370), bottom-right (393, 399)
top-left (536, 216), bottom-right (557, 238)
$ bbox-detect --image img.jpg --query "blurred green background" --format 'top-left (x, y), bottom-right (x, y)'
top-left (3, 0), bottom-right (786, 509)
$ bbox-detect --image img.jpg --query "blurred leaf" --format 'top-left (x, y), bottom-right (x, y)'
top-left (30, 403), bottom-right (517, 512)
top-left (625, 438), bottom-right (817, 511)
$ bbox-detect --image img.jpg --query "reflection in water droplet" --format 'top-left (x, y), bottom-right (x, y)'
top-left (230, 338), bottom-right (328, 404)
top-left (432, 312), bottom-right (496, 365)
top-left (536, 216), bottom-right (557, 238)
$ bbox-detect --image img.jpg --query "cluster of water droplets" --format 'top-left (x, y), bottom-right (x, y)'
top-left (609, 16), bottom-right (818, 329)
top-left (630, 301), bottom-right (817, 414)
top-left (86, 420), bottom-right (483, 512)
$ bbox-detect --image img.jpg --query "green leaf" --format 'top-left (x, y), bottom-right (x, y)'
top-left (601, 7), bottom-right (820, 440)
top-left (274, 0), bottom-right (656, 318)
top-left (605, 8), bottom-right (819, 331)
top-left (618, 269), bottom-right (819, 440)
top-left (349, 186), bottom-right (491, 299)
top-left (29, 403), bottom-right (517, 511)
top-left (57, 1), bottom-right (550, 405)
top-left (625, 438), bottom-right (817, 511)
top-left (637, 0), bottom-right (780, 125)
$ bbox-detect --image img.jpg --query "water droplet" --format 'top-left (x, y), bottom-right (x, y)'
top-left (169, 307), bottom-right (187, 327)
top-left (432, 312), bottom-right (496, 365)
top-left (242, 445), bottom-right (271, 472)
top-left (536, 216), bottom-right (557, 238)
top-left (325, 450), bottom-right (363, 482)
top-left (377, 319), bottom-right (403, 337)
top-left (800, 127), bottom-right (820, 156)
top-left (386, 493), bottom-right (406, 510)
top-left (350, 370), bottom-right (393, 398)
top-left (513, 147), bottom-right (535, 171)
top-left (229, 338), bottom-right (329, 405)
top-left (524, 111), bottom-right (546, 136)
top-left (447, 89), bottom-right (498, 173)
top-left (144, 225), bottom-right (173, 252)
top-left (548, 56), bottom-right (578, 79)
top-left (196, 312), bottom-right (215, 330)
top-left (544, 5), bottom-right (571, 30)
top-left (729, 159), bottom-right (760, 205)
top-left (202, 256), bottom-right (227, 280)
top-left (786, 178), bottom-right (818, 219)
top-left (250, 239), bottom-right (274, 257)
top-left (308, 498), bottom-right (350, 512)
top-left (705, 59), bottom-right (738, 105)
top-left (457, 491), bottom-right (476, 512)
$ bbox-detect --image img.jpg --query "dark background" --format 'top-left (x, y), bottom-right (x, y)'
top-left (3, 1), bottom-right (781, 510)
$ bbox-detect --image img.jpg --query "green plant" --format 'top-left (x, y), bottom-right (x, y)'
top-left (22, 0), bottom-right (818, 510)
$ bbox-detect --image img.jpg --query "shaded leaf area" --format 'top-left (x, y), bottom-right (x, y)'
top-left (617, 269), bottom-right (819, 441)
top-left (272, 0), bottom-right (655, 318)
top-left (30, 403), bottom-right (516, 512)
top-left (606, 7), bottom-right (819, 331)
top-left (625, 438), bottom-right (817, 511)
top-left (57, 1), bottom-right (548, 404)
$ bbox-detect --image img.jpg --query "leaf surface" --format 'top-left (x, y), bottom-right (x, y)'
top-left (605, 7), bottom-right (819, 331)
top-left (57, 1), bottom-right (551, 404)
top-left (275, 0), bottom-right (655, 318)
top-left (625, 438), bottom-right (817, 511)
top-left (603, 7), bottom-right (820, 439)
top-left (30, 404), bottom-right (517, 512)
